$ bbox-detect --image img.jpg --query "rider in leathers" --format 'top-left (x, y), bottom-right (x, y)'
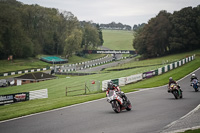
top-left (168, 77), bottom-right (181, 92)
top-left (106, 81), bottom-right (127, 106)
top-left (190, 74), bottom-right (198, 82)
top-left (190, 73), bottom-right (199, 86)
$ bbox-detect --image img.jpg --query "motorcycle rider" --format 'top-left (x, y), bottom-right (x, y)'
top-left (190, 73), bottom-right (198, 81)
top-left (168, 77), bottom-right (181, 92)
top-left (106, 81), bottom-right (127, 105)
top-left (190, 73), bottom-right (198, 86)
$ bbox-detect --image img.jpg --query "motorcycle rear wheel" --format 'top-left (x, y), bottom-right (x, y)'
top-left (180, 91), bottom-right (183, 99)
top-left (126, 100), bottom-right (132, 111)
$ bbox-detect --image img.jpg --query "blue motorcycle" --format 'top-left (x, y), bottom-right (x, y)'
top-left (191, 79), bottom-right (199, 92)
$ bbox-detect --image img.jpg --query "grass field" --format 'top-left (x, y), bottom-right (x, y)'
top-left (102, 30), bottom-right (134, 50)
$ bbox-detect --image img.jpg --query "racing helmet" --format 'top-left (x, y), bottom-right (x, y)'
top-left (192, 74), bottom-right (195, 76)
top-left (107, 81), bottom-right (113, 89)
top-left (169, 77), bottom-right (173, 81)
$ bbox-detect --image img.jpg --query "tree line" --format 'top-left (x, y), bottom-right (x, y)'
top-left (133, 5), bottom-right (200, 58)
top-left (0, 0), bottom-right (103, 59)
top-left (133, 23), bottom-right (146, 32)
top-left (100, 22), bottom-right (132, 30)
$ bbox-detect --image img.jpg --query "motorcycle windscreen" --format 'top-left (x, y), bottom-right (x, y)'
top-left (192, 79), bottom-right (198, 84)
top-left (108, 90), bottom-right (115, 97)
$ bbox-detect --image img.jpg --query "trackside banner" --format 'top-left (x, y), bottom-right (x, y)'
top-left (0, 92), bottom-right (29, 105)
top-left (125, 74), bottom-right (143, 84)
top-left (143, 71), bottom-right (156, 78)
top-left (0, 89), bottom-right (48, 105)
top-left (83, 50), bottom-right (136, 54)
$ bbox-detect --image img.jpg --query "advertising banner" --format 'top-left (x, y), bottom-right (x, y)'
top-left (0, 92), bottom-right (29, 105)
top-left (83, 50), bottom-right (136, 54)
top-left (125, 73), bottom-right (143, 84)
top-left (29, 89), bottom-right (48, 100)
top-left (143, 71), bottom-right (155, 79)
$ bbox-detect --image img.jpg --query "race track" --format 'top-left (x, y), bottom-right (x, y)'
top-left (0, 68), bottom-right (200, 133)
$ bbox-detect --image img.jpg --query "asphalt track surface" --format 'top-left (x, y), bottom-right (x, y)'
top-left (0, 69), bottom-right (200, 133)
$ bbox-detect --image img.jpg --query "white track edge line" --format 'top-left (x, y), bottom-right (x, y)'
top-left (163, 104), bottom-right (200, 130)
top-left (162, 104), bottom-right (200, 133)
top-left (165, 125), bottom-right (200, 133)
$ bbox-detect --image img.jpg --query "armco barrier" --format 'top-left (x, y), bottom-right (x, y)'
top-left (102, 74), bottom-right (143, 91)
top-left (102, 55), bottom-right (195, 91)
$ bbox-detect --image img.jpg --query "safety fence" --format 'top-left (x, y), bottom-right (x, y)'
top-left (66, 80), bottom-right (101, 96)
top-left (102, 55), bottom-right (195, 91)
top-left (0, 88), bottom-right (48, 105)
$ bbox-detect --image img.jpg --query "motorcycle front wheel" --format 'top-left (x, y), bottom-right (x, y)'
top-left (111, 100), bottom-right (121, 113)
top-left (194, 85), bottom-right (199, 92)
top-left (172, 90), bottom-right (179, 99)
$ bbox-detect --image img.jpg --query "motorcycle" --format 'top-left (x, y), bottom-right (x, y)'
top-left (106, 90), bottom-right (132, 113)
top-left (191, 79), bottom-right (199, 92)
top-left (168, 84), bottom-right (182, 99)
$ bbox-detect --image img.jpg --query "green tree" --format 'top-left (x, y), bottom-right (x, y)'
top-left (133, 11), bottom-right (172, 58)
top-left (169, 7), bottom-right (199, 52)
top-left (82, 22), bottom-right (101, 50)
top-left (64, 29), bottom-right (83, 58)
top-left (0, 1), bottom-right (33, 59)
top-left (96, 24), bottom-right (104, 46)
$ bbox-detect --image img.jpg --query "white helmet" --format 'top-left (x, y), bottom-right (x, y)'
top-left (192, 74), bottom-right (195, 76)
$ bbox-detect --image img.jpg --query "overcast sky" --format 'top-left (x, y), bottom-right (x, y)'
top-left (17, 0), bottom-right (199, 26)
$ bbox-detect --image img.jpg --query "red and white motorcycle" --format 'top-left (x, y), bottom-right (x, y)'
top-left (106, 90), bottom-right (132, 113)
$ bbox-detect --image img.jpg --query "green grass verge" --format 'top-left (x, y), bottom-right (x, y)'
top-left (181, 129), bottom-right (200, 133)
top-left (0, 51), bottom-right (200, 121)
